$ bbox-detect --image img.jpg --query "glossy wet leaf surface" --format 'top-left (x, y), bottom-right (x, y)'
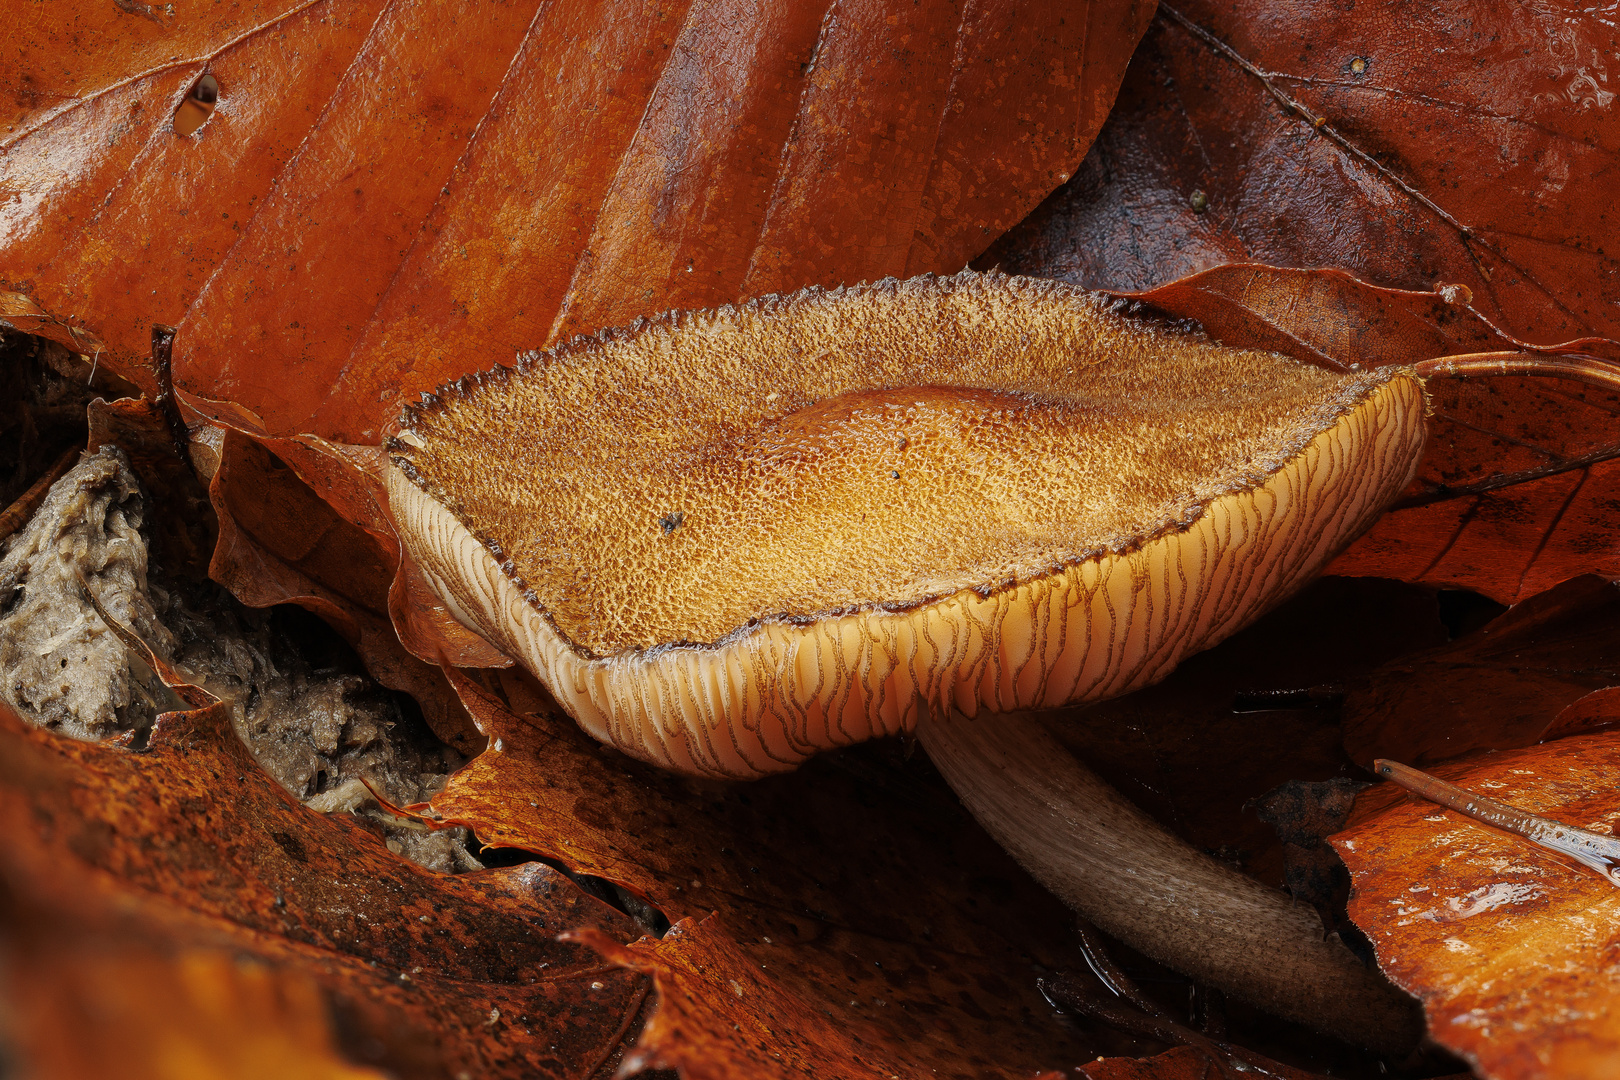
top-left (1334, 732), bottom-right (1620, 1080)
top-left (983, 0), bottom-right (1620, 603)
top-left (983, 0), bottom-right (1620, 344)
top-left (2, 0), bottom-right (1153, 442)
top-left (6, 0), bottom-right (1620, 1074)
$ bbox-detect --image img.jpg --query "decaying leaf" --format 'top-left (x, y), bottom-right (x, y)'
top-left (982, 0), bottom-right (1620, 344)
top-left (0, 676), bottom-right (650, 1079)
top-left (1082, 1045), bottom-right (1319, 1080)
top-left (978, 0), bottom-right (1620, 604)
top-left (571, 916), bottom-right (960, 1080)
top-left (1342, 575), bottom-right (1620, 769)
top-left (429, 664), bottom-right (1156, 1078)
top-left (1334, 731), bottom-right (1620, 1080)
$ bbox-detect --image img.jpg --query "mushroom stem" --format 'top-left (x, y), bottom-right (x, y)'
top-left (919, 707), bottom-right (1424, 1055)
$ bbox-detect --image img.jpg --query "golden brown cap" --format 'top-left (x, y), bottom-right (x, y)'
top-left (386, 271), bottom-right (1426, 777)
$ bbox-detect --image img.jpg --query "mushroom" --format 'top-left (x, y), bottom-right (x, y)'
top-left (385, 271), bottom-right (1428, 1050)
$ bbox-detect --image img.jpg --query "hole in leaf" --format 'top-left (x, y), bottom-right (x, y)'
top-left (173, 73), bottom-right (218, 137)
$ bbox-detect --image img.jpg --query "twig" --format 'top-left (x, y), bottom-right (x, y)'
top-left (0, 446), bottom-right (80, 545)
top-left (1375, 759), bottom-right (1620, 886)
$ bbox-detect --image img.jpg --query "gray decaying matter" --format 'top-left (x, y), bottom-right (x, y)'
top-left (0, 445), bottom-right (479, 873)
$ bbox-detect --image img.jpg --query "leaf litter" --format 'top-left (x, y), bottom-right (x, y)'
top-left (6, 0), bottom-right (1620, 1074)
top-left (1335, 732), bottom-right (1620, 1080)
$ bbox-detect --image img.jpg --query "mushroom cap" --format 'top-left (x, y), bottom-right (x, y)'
top-left (387, 272), bottom-right (1426, 778)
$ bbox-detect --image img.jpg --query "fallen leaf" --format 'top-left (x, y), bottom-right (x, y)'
top-left (0, 674), bottom-right (650, 1078)
top-left (430, 665), bottom-right (1161, 1078)
top-left (2, 0), bottom-right (1154, 442)
top-left (8, 933), bottom-right (391, 1080)
top-left (1342, 575), bottom-right (1620, 769)
top-left (971, 259), bottom-right (1620, 603)
top-left (1540, 687), bottom-right (1620, 743)
top-left (1333, 732), bottom-right (1620, 1080)
top-left (572, 915), bottom-right (955, 1080)
top-left (1081, 1045), bottom-right (1316, 1079)
top-left (981, 1), bottom-right (1620, 344)
top-left (1095, 267), bottom-right (1620, 602)
top-left (977, 0), bottom-right (1620, 604)
top-left (195, 424), bottom-right (482, 752)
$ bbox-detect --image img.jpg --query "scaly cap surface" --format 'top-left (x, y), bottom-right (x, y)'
top-left (387, 271), bottom-right (1426, 777)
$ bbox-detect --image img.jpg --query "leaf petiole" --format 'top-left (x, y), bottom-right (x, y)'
top-left (1414, 351), bottom-right (1620, 396)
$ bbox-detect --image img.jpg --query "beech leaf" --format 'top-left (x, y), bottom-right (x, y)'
top-left (1334, 732), bottom-right (1620, 1080)
top-left (1, 0), bottom-right (1154, 442)
top-left (0, 685), bottom-right (650, 1079)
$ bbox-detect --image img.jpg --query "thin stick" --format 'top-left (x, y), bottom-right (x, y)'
top-left (149, 323), bottom-right (195, 472)
top-left (0, 446), bottom-right (80, 545)
top-left (1374, 759), bottom-right (1620, 886)
top-left (1414, 351), bottom-right (1620, 397)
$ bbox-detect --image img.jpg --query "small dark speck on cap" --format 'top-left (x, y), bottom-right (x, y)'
top-left (890, 470), bottom-right (901, 479)
top-left (660, 511), bottom-right (685, 535)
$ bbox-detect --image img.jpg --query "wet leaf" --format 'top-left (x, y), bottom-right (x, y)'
top-left (1054, 263), bottom-right (1620, 604)
top-left (1076, 266), bottom-right (1620, 604)
top-left (2, 0), bottom-right (1154, 442)
top-left (0, 679), bottom-right (651, 1079)
top-left (193, 423), bottom-right (484, 752)
top-left (983, 1), bottom-right (1619, 344)
top-left (1333, 732), bottom-right (1620, 1079)
top-left (571, 916), bottom-right (958, 1080)
top-left (1081, 1045), bottom-right (1318, 1079)
top-left (1342, 575), bottom-right (1620, 769)
top-left (978, 0), bottom-right (1620, 603)
top-left (430, 665), bottom-right (1161, 1078)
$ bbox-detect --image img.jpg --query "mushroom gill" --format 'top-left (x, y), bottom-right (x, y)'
top-left (387, 272), bottom-right (1424, 780)
top-left (386, 271), bottom-right (1430, 1051)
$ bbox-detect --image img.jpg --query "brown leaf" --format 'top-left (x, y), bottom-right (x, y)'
top-left (1082, 1045), bottom-right (1316, 1080)
top-left (429, 665), bottom-right (1153, 1078)
top-left (1541, 686), bottom-right (1620, 743)
top-left (978, 0), bottom-right (1620, 603)
top-left (195, 423), bottom-right (483, 753)
top-left (1041, 575), bottom-right (1446, 889)
top-left (572, 916), bottom-right (944, 1080)
top-left (1098, 267), bottom-right (1620, 604)
top-left (0, 690), bottom-right (651, 1079)
top-left (8, 936), bottom-right (390, 1080)
top-left (1333, 732), bottom-right (1620, 1080)
top-left (2, 0), bottom-right (1154, 442)
top-left (1342, 575), bottom-right (1620, 769)
top-left (982, 2), bottom-right (1620, 344)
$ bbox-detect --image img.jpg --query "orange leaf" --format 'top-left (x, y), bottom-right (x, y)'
top-left (1334, 732), bottom-right (1620, 1079)
top-left (430, 664), bottom-right (1131, 1078)
top-left (2, 0), bottom-right (1155, 442)
top-left (0, 693), bottom-right (650, 1079)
